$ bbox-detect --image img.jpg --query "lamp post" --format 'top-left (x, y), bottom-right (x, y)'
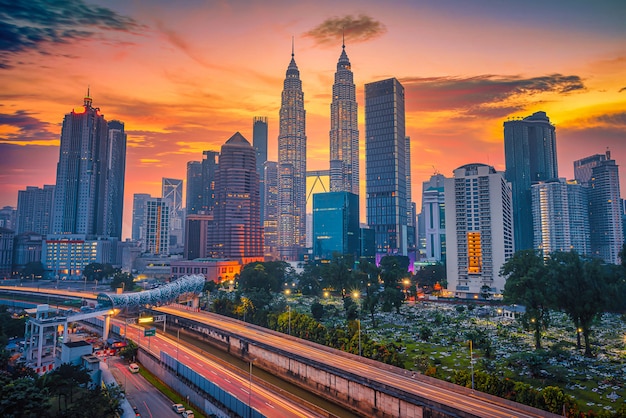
top-left (176, 328), bottom-right (180, 375)
top-left (285, 289), bottom-right (291, 335)
top-left (352, 291), bottom-right (361, 356)
top-left (469, 340), bottom-right (475, 390)
top-left (248, 358), bottom-right (256, 418)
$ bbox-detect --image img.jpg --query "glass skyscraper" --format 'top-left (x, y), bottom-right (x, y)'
top-left (186, 161), bottom-right (203, 215)
top-left (278, 43), bottom-right (306, 261)
top-left (253, 116), bottom-right (268, 224)
top-left (365, 78), bottom-right (407, 258)
top-left (329, 41), bottom-right (359, 196)
top-left (504, 111), bottom-right (558, 251)
top-left (312, 192), bottom-right (359, 260)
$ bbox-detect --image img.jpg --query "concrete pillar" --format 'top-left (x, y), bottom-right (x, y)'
top-left (103, 314), bottom-right (111, 341)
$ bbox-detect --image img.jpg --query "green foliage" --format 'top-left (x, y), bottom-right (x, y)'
top-left (21, 261), bottom-right (44, 279)
top-left (0, 374), bottom-right (50, 418)
top-left (310, 302), bottom-right (324, 320)
top-left (109, 270), bottom-right (134, 292)
top-left (414, 262), bottom-right (446, 288)
top-left (83, 263), bottom-right (115, 282)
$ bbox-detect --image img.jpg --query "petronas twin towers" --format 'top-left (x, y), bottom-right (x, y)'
top-left (277, 40), bottom-right (359, 261)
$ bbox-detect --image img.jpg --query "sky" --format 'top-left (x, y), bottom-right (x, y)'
top-left (0, 0), bottom-right (625, 240)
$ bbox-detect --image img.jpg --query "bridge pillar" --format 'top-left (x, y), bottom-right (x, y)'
top-left (103, 314), bottom-right (111, 341)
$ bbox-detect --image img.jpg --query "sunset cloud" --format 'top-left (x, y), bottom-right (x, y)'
top-left (0, 0), bottom-right (142, 68)
top-left (0, 110), bottom-right (57, 144)
top-left (304, 14), bottom-right (387, 46)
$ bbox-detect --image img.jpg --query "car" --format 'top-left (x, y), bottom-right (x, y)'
top-left (133, 406), bottom-right (141, 417)
top-left (172, 404), bottom-right (185, 413)
top-left (128, 363), bottom-right (140, 373)
top-left (182, 411), bottom-right (194, 418)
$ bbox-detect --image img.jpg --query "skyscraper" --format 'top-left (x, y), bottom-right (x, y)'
top-left (445, 164), bottom-right (514, 298)
top-left (329, 40), bottom-right (359, 195)
top-left (16, 185), bottom-right (55, 235)
top-left (531, 178), bottom-right (590, 256)
top-left (210, 132), bottom-right (263, 262)
top-left (278, 42), bottom-right (306, 261)
top-left (405, 136), bottom-right (416, 257)
top-left (263, 161), bottom-right (279, 260)
top-left (253, 117), bottom-right (268, 224)
top-left (162, 178), bottom-right (184, 248)
top-left (186, 161), bottom-right (203, 215)
top-left (312, 192), bottom-right (359, 260)
top-left (421, 174), bottom-right (447, 262)
top-left (52, 92), bottom-right (116, 236)
top-left (104, 120), bottom-right (127, 239)
top-left (365, 78), bottom-right (407, 258)
top-left (131, 193), bottom-right (151, 242)
top-left (202, 150), bottom-right (219, 214)
top-left (145, 197), bottom-right (170, 255)
top-left (586, 151), bottom-right (623, 264)
top-left (504, 111), bottom-right (558, 251)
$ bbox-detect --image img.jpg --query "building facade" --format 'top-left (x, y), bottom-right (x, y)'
top-left (131, 193), bottom-right (151, 242)
top-left (0, 228), bottom-right (14, 279)
top-left (144, 198), bottom-right (170, 255)
top-left (504, 111), bottom-right (558, 251)
top-left (16, 185), bottom-right (55, 235)
top-left (277, 44), bottom-right (306, 261)
top-left (210, 132), bottom-right (263, 263)
top-left (104, 120), bottom-right (127, 239)
top-left (253, 117), bottom-right (268, 224)
top-left (329, 41), bottom-right (359, 196)
top-left (312, 192), bottom-right (360, 260)
top-left (365, 78), bottom-right (408, 258)
top-left (184, 214), bottom-right (213, 260)
top-left (186, 161), bottom-right (203, 216)
top-left (445, 164), bottom-right (514, 298)
top-left (162, 178), bottom-right (184, 249)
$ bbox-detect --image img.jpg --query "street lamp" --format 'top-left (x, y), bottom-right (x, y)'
top-left (248, 358), bottom-right (256, 418)
top-left (469, 340), bottom-right (475, 390)
top-left (352, 291), bottom-right (361, 356)
top-left (285, 289), bottom-right (291, 335)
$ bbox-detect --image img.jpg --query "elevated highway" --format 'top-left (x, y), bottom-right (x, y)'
top-left (0, 285), bottom-right (560, 418)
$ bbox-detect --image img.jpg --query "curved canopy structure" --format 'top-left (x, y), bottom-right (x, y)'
top-left (97, 274), bottom-right (205, 309)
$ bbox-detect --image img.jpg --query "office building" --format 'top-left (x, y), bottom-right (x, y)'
top-left (312, 192), bottom-right (360, 260)
top-left (144, 198), bottom-right (170, 255)
top-left (43, 235), bottom-right (116, 280)
top-left (16, 185), bottom-right (55, 235)
top-left (104, 120), bottom-right (127, 239)
top-left (365, 78), bottom-right (408, 258)
top-left (405, 136), bottom-right (416, 258)
top-left (278, 43), bottom-right (307, 261)
top-left (0, 228), bottom-right (14, 279)
top-left (574, 153), bottom-right (606, 187)
top-left (186, 161), bottom-right (203, 216)
top-left (504, 111), bottom-right (558, 251)
top-left (13, 232), bottom-right (44, 275)
top-left (202, 150), bottom-right (219, 214)
top-left (210, 132), bottom-right (263, 263)
top-left (586, 151), bottom-right (623, 264)
top-left (253, 117), bottom-right (268, 223)
top-left (531, 178), bottom-right (590, 255)
top-left (52, 92), bottom-right (125, 237)
top-left (421, 174), bottom-right (447, 262)
top-left (0, 206), bottom-right (16, 231)
top-left (329, 40), bottom-right (359, 195)
top-left (263, 161), bottom-right (279, 260)
top-left (445, 164), bottom-right (514, 298)
top-left (131, 193), bottom-right (151, 242)
top-left (184, 214), bottom-right (213, 260)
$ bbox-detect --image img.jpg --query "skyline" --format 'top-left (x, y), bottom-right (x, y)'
top-left (1, 0), bottom-right (625, 240)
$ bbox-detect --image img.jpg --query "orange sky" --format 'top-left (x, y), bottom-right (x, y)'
top-left (1, 0), bottom-right (625, 239)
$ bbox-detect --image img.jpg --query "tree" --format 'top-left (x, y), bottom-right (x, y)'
top-left (546, 251), bottom-right (616, 357)
top-left (0, 375), bottom-right (50, 417)
top-left (310, 302), bottom-right (324, 321)
top-left (479, 285), bottom-right (491, 300)
top-left (21, 261), bottom-right (44, 280)
top-left (110, 270), bottom-right (134, 292)
top-left (500, 250), bottom-right (551, 350)
top-left (414, 262), bottom-right (446, 289)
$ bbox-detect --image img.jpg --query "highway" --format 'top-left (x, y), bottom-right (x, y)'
top-left (117, 318), bottom-right (326, 418)
top-left (157, 305), bottom-right (559, 418)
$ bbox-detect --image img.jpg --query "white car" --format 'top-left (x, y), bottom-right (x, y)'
top-left (128, 363), bottom-right (140, 373)
top-left (182, 411), bottom-right (194, 418)
top-left (172, 404), bottom-right (185, 413)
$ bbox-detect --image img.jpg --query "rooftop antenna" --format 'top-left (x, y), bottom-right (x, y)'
top-left (342, 28), bottom-right (345, 49)
top-left (291, 36), bottom-right (294, 58)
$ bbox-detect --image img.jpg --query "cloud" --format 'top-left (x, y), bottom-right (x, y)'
top-left (304, 14), bottom-right (386, 46)
top-left (401, 74), bottom-right (585, 117)
top-left (619, 87), bottom-right (626, 93)
top-left (0, 0), bottom-right (142, 68)
top-left (0, 110), bottom-right (57, 144)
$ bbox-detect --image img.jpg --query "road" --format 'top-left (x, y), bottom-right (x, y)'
top-left (157, 306), bottom-right (559, 418)
top-left (108, 356), bottom-right (182, 418)
top-left (118, 319), bottom-right (325, 418)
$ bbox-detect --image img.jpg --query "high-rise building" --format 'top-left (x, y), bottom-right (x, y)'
top-left (504, 111), bottom-right (558, 251)
top-left (186, 161), bottom-right (203, 216)
top-left (278, 43), bottom-right (306, 261)
top-left (405, 136), bottom-right (416, 258)
top-left (202, 150), bottom-right (219, 214)
top-left (329, 40), bottom-right (359, 196)
top-left (586, 151), bottom-right (623, 264)
top-left (312, 192), bottom-right (360, 260)
top-left (531, 178), bottom-right (590, 256)
top-left (131, 193), bottom-right (151, 243)
top-left (144, 197), bottom-right (170, 255)
top-left (104, 120), bottom-right (127, 239)
top-left (184, 214), bottom-right (213, 260)
top-left (162, 178), bottom-right (184, 249)
top-left (0, 227), bottom-right (14, 279)
top-left (253, 117), bottom-right (268, 223)
top-left (421, 174), bottom-right (447, 262)
top-left (16, 185), bottom-right (55, 235)
top-left (574, 153), bottom-right (606, 187)
top-left (0, 206), bottom-right (16, 231)
top-left (365, 78), bottom-right (407, 258)
top-left (263, 161), bottom-right (279, 260)
top-left (52, 92), bottom-right (121, 237)
top-left (445, 164), bottom-right (514, 298)
top-left (210, 132), bottom-right (263, 263)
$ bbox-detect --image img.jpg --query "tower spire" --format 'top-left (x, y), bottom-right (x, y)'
top-left (342, 28), bottom-right (345, 49)
top-left (291, 36), bottom-right (294, 58)
top-left (84, 86), bottom-right (92, 108)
